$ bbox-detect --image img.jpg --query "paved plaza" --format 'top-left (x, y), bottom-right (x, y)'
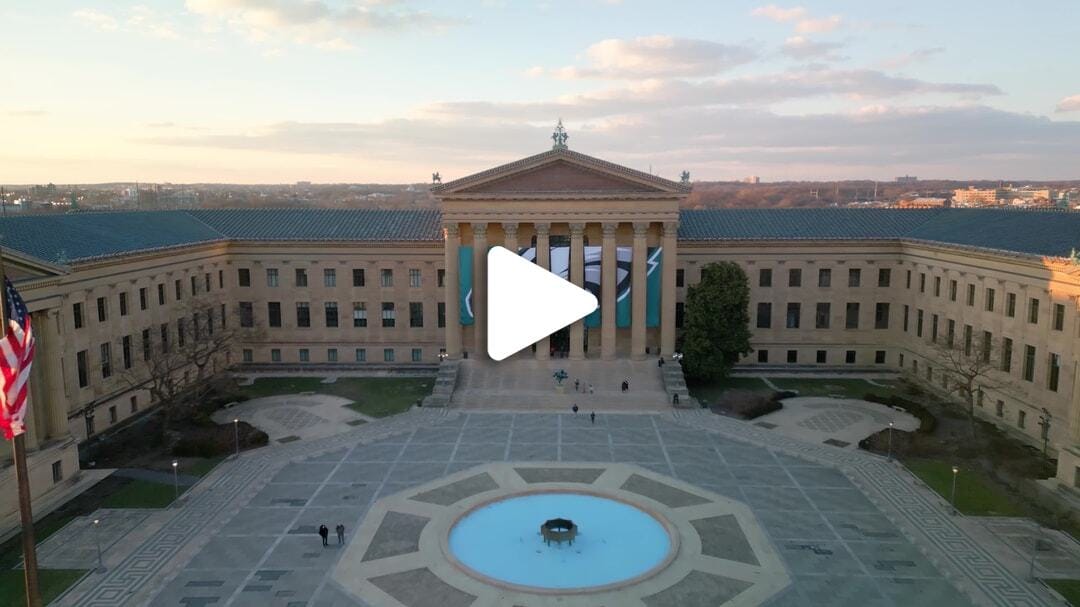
top-left (49, 407), bottom-right (1057, 607)
top-left (753, 397), bottom-right (920, 449)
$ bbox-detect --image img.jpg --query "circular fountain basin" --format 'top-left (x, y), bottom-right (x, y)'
top-left (447, 492), bottom-right (674, 593)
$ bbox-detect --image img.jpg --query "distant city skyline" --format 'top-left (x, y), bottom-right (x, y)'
top-left (2, 0), bottom-right (1079, 183)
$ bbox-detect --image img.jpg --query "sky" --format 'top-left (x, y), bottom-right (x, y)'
top-left (2, 0), bottom-right (1079, 184)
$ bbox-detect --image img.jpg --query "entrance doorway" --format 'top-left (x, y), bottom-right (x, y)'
top-left (551, 327), bottom-right (570, 358)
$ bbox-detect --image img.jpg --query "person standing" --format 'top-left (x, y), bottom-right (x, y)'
top-left (574, 379), bottom-right (580, 392)
top-left (572, 404), bottom-right (579, 414)
top-left (318, 524), bottom-right (329, 547)
top-left (589, 412), bottom-right (596, 424)
top-left (336, 524), bottom-right (345, 545)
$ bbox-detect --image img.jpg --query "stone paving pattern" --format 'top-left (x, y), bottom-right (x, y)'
top-left (54, 408), bottom-right (1053, 607)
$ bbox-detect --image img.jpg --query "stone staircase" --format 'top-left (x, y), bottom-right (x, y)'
top-left (660, 361), bottom-right (696, 408)
top-left (421, 360), bottom-right (460, 408)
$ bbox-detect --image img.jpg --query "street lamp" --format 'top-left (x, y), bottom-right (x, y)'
top-left (233, 418), bottom-right (240, 458)
top-left (950, 465), bottom-right (959, 514)
top-left (438, 351), bottom-right (448, 362)
top-left (172, 460), bottom-right (179, 500)
top-left (92, 518), bottom-right (104, 573)
top-left (672, 352), bottom-right (684, 363)
top-left (1038, 409), bottom-right (1052, 456)
top-left (887, 421), bottom-right (894, 461)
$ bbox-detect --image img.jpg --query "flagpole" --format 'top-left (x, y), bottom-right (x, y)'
top-left (0, 243), bottom-right (43, 607)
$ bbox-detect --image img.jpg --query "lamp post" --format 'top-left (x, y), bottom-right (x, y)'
top-left (438, 351), bottom-right (448, 362)
top-left (233, 418), bottom-right (240, 458)
top-left (172, 460), bottom-right (179, 500)
top-left (887, 421), bottom-right (894, 461)
top-left (1038, 409), bottom-right (1052, 456)
top-left (92, 518), bottom-right (104, 573)
top-left (950, 465), bottom-right (959, 514)
top-left (672, 352), bottom-right (684, 363)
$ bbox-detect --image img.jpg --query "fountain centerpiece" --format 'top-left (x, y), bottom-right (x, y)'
top-left (540, 517), bottom-right (577, 546)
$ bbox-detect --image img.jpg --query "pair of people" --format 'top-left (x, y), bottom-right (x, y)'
top-left (318, 524), bottom-right (346, 546)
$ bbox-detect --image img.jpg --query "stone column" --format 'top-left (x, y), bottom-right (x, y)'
top-left (43, 309), bottom-right (69, 439)
top-left (472, 223), bottom-right (488, 360)
top-left (569, 222), bottom-right (586, 360)
top-left (502, 222), bottom-right (519, 254)
top-left (601, 222), bottom-right (618, 360)
top-left (443, 223), bottom-right (462, 359)
top-left (631, 222), bottom-right (649, 360)
top-left (660, 221), bottom-right (678, 358)
top-left (535, 223), bottom-right (551, 361)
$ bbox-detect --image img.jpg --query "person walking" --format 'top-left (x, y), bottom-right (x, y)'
top-left (574, 379), bottom-right (580, 392)
top-left (590, 412), bottom-right (596, 424)
top-left (572, 404), bottom-right (579, 414)
top-left (588, 383), bottom-right (594, 395)
top-left (318, 524), bottom-right (329, 547)
top-left (336, 524), bottom-right (345, 545)
top-left (658, 357), bottom-right (665, 368)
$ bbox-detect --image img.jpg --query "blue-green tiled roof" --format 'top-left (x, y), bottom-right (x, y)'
top-left (188, 209), bottom-right (442, 242)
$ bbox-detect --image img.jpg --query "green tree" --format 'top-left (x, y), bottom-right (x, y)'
top-left (681, 262), bottom-right (752, 381)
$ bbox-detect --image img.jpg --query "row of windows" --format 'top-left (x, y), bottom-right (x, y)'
top-left (906, 270), bottom-right (1067, 330)
top-left (237, 267), bottom-right (443, 289)
top-left (237, 301), bottom-right (446, 329)
top-left (754, 267), bottom-right (892, 289)
top-left (241, 347), bottom-right (430, 364)
top-left (754, 348), bottom-right (888, 365)
top-left (73, 270), bottom-right (224, 329)
top-left (753, 302), bottom-right (891, 330)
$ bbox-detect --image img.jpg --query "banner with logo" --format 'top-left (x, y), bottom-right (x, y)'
top-left (459, 246), bottom-right (474, 325)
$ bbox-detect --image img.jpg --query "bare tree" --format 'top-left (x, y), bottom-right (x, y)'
top-left (928, 328), bottom-right (1014, 437)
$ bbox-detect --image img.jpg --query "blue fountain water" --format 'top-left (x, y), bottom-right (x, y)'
top-left (448, 493), bottom-right (671, 589)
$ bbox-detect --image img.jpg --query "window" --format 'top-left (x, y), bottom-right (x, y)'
top-left (948, 279), bottom-right (957, 301)
top-left (1053, 303), bottom-right (1065, 331)
top-left (985, 288), bottom-right (996, 312)
top-left (353, 268), bottom-right (365, 287)
top-left (138, 287), bottom-right (147, 311)
top-left (1049, 353), bottom-right (1061, 392)
top-left (438, 302), bottom-right (446, 328)
top-left (409, 302), bottom-right (423, 327)
top-left (119, 292), bottom-right (129, 316)
top-left (785, 303), bottom-right (800, 329)
top-left (963, 324), bottom-right (973, 356)
top-left (141, 329), bottom-right (150, 361)
top-left (328, 348), bottom-right (338, 362)
top-left (409, 268), bottom-right (421, 288)
top-left (845, 350), bottom-right (856, 364)
top-left (411, 348), bottom-right (422, 362)
top-left (1018, 410), bottom-right (1027, 429)
top-left (266, 268), bottom-right (279, 287)
top-left (355, 348), bottom-right (366, 362)
top-left (288, 268), bottom-right (304, 287)
top-left (996, 400), bottom-right (1004, 418)
top-left (77, 350), bottom-right (89, 388)
top-left (786, 349), bottom-right (797, 363)
top-left (757, 350), bottom-right (768, 363)
top-left (122, 335), bottom-right (132, 370)
top-left (756, 303), bottom-right (772, 328)
top-left (845, 302), bottom-right (859, 329)
top-left (73, 303), bottom-right (84, 329)
top-left (815, 303), bottom-right (830, 329)
top-left (966, 284), bottom-right (975, 306)
top-left (946, 319), bottom-right (955, 347)
top-left (97, 297), bottom-right (107, 322)
top-left (903, 305), bottom-right (910, 332)
top-left (931, 314), bottom-right (939, 342)
top-left (1023, 344), bottom-right (1036, 382)
top-left (816, 350), bottom-right (826, 364)
top-left (758, 269), bottom-right (772, 287)
top-left (158, 283), bottom-right (166, 305)
top-left (191, 275), bottom-right (198, 295)
top-left (1028, 298), bottom-right (1039, 324)
top-left (218, 270), bottom-right (223, 289)
top-left (381, 269), bottom-right (393, 287)
top-left (875, 350), bottom-right (886, 364)
top-left (906, 270), bottom-right (912, 289)
top-left (1006, 293), bottom-right (1016, 317)
top-left (220, 303), bottom-right (226, 329)
top-left (384, 348), bottom-right (395, 362)
top-left (916, 310), bottom-right (924, 337)
top-left (100, 343), bottom-right (112, 378)
top-left (268, 302), bottom-right (281, 327)
top-left (382, 302), bottom-right (396, 327)
top-left (874, 303), bottom-right (890, 329)
top-left (676, 269), bottom-right (685, 288)
top-left (934, 276), bottom-right (941, 297)
top-left (353, 302), bottom-right (368, 327)
top-left (299, 348), bottom-right (309, 362)
top-left (239, 302), bottom-right (254, 328)
top-left (160, 324), bottom-right (172, 353)
top-left (981, 330), bottom-right (992, 362)
top-left (238, 268), bottom-right (251, 287)
top-left (324, 268), bottom-right (336, 287)
top-left (271, 349), bottom-right (282, 362)
top-left (788, 269), bottom-right (801, 287)
top-left (676, 302), bottom-right (685, 328)
top-left (177, 318), bottom-right (186, 347)
top-left (109, 405), bottom-right (117, 425)
top-left (174, 279), bottom-right (182, 300)
top-left (1002, 338), bottom-right (1013, 372)
top-left (437, 269), bottom-right (445, 288)
top-left (818, 268), bottom-right (831, 288)
top-left (325, 302), bottom-right (339, 327)
top-left (242, 348), bottom-right (253, 363)
top-left (919, 273), bottom-right (926, 293)
top-left (848, 268), bottom-right (861, 287)
top-left (296, 302), bottom-right (311, 327)
top-left (52, 461), bottom-right (63, 483)
top-left (878, 268), bottom-right (891, 288)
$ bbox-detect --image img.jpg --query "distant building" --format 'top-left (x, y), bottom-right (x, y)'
top-left (895, 175), bottom-right (918, 184)
top-left (741, 176), bottom-right (760, 184)
top-left (897, 197), bottom-right (948, 208)
top-left (952, 186), bottom-right (1003, 207)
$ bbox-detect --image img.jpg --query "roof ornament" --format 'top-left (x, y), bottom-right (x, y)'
top-left (432, 172), bottom-right (441, 184)
top-left (551, 118), bottom-right (569, 150)
top-left (680, 170), bottom-right (690, 184)
top-left (1070, 248), bottom-right (1080, 265)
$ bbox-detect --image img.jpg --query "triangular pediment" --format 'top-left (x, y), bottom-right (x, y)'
top-left (432, 148), bottom-right (688, 198)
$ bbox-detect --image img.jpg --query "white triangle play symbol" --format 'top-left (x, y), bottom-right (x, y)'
top-left (487, 246), bottom-right (598, 361)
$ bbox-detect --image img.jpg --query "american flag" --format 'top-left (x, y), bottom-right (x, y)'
top-left (0, 276), bottom-right (35, 440)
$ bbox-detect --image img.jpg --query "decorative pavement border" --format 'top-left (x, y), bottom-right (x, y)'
top-left (671, 409), bottom-right (1054, 607)
top-left (336, 462), bottom-right (790, 607)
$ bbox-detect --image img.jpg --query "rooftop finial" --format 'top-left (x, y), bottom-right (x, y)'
top-left (680, 170), bottom-right (690, 184)
top-left (432, 171), bottom-right (441, 184)
top-left (552, 118), bottom-right (568, 150)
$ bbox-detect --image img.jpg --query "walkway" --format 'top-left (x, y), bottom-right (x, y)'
top-left (211, 393), bottom-right (367, 443)
top-left (753, 397), bottom-right (920, 449)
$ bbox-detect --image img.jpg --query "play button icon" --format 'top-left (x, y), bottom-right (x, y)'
top-left (487, 246), bottom-right (599, 361)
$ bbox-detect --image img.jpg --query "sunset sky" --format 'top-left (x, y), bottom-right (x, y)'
top-left (2, 1), bottom-right (1079, 183)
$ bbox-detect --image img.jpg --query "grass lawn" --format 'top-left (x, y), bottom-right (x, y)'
top-left (905, 459), bottom-right (1027, 516)
top-left (183, 457), bottom-right (224, 477)
top-left (103, 479), bottom-right (181, 509)
top-left (687, 376), bottom-right (771, 406)
top-left (0, 569), bottom-right (86, 606)
top-left (768, 377), bottom-right (899, 399)
top-left (1047, 579), bottom-right (1080, 605)
top-left (239, 377), bottom-right (433, 418)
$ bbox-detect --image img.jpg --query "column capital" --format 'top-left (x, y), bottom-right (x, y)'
top-left (633, 222), bottom-right (650, 237)
top-left (602, 222), bottom-right (618, 237)
top-left (443, 223), bottom-right (460, 238)
top-left (471, 222), bottom-right (488, 237)
top-left (501, 222), bottom-right (519, 237)
top-left (662, 221), bottom-right (679, 237)
top-left (569, 222), bottom-right (586, 236)
top-left (534, 222), bottom-right (550, 237)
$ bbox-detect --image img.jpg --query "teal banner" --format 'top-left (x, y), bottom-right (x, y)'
top-left (459, 246), bottom-right (474, 325)
top-left (646, 247), bottom-right (662, 328)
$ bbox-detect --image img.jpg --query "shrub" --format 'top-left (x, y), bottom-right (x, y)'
top-left (712, 389), bottom-right (783, 419)
top-left (862, 393), bottom-right (938, 434)
top-left (171, 422), bottom-right (267, 457)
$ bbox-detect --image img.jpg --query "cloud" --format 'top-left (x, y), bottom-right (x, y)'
top-left (72, 6), bottom-right (182, 41)
top-left (7, 110), bottom-right (48, 118)
top-left (530, 36), bottom-right (757, 80)
top-left (72, 8), bottom-right (119, 31)
top-left (751, 5), bottom-right (806, 22)
top-left (795, 15), bottom-right (842, 33)
top-left (879, 46), bottom-right (945, 69)
top-left (1056, 94), bottom-right (1080, 113)
top-left (781, 36), bottom-right (845, 60)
